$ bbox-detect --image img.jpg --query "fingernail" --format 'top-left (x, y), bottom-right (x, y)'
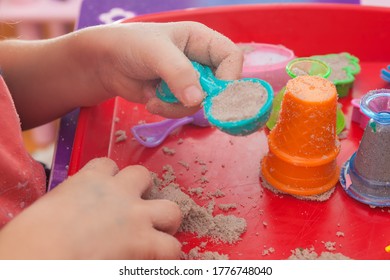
top-left (182, 85), bottom-right (204, 107)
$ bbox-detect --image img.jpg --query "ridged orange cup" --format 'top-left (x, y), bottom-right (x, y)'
top-left (261, 75), bottom-right (340, 196)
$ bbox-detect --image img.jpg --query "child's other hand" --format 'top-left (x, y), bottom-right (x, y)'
top-left (74, 21), bottom-right (243, 119)
top-left (0, 158), bottom-right (182, 259)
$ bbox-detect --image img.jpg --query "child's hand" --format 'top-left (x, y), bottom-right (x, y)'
top-left (1, 21), bottom-right (242, 128)
top-left (72, 21), bottom-right (244, 119)
top-left (0, 158), bottom-right (182, 259)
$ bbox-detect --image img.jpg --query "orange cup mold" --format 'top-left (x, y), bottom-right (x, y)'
top-left (261, 76), bottom-right (340, 196)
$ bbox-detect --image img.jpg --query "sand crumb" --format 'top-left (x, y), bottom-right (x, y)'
top-left (218, 203), bottom-right (237, 212)
top-left (162, 146), bottom-right (176, 155)
top-left (114, 130), bottom-right (127, 143)
top-left (336, 231), bottom-right (345, 237)
top-left (262, 247), bottom-right (275, 256)
top-left (188, 187), bottom-right (204, 197)
top-left (199, 176), bottom-right (209, 184)
top-left (177, 138), bottom-right (184, 145)
top-left (178, 160), bottom-right (190, 170)
top-left (322, 241), bottom-right (337, 251)
top-left (211, 189), bottom-right (225, 198)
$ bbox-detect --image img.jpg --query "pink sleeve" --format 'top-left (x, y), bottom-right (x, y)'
top-left (0, 76), bottom-right (46, 228)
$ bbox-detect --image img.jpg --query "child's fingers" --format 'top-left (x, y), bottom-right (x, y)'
top-left (141, 22), bottom-right (242, 108)
top-left (145, 97), bottom-right (201, 119)
top-left (79, 157), bottom-right (119, 176)
top-left (113, 165), bottom-right (152, 196)
top-left (143, 39), bottom-right (204, 107)
top-left (145, 199), bottom-right (182, 235)
top-left (169, 21), bottom-right (244, 80)
top-left (149, 231), bottom-right (182, 260)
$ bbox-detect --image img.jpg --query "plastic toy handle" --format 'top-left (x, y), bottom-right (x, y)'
top-left (381, 65), bottom-right (390, 83)
top-left (156, 61), bottom-right (223, 103)
top-left (131, 116), bottom-right (193, 148)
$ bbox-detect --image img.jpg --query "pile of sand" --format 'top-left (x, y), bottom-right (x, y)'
top-left (182, 246), bottom-right (229, 260)
top-left (288, 247), bottom-right (351, 260)
top-left (146, 166), bottom-right (247, 245)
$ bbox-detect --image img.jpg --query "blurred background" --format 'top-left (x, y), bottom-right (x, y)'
top-left (0, 0), bottom-right (82, 166)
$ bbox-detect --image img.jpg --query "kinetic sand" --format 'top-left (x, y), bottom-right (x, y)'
top-left (146, 166), bottom-right (247, 245)
top-left (211, 81), bottom-right (268, 122)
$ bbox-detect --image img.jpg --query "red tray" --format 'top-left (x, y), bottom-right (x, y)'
top-left (69, 4), bottom-right (390, 260)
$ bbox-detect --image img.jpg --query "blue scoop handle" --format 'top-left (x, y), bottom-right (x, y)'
top-left (156, 61), bottom-right (224, 103)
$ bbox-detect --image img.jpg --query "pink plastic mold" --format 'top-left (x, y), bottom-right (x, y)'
top-left (238, 43), bottom-right (295, 92)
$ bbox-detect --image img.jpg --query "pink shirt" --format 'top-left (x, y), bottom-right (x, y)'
top-left (0, 75), bottom-right (46, 228)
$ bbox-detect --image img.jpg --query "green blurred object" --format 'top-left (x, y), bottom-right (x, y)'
top-left (336, 106), bottom-right (346, 135)
top-left (286, 57), bottom-right (331, 79)
top-left (266, 87), bottom-right (285, 130)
